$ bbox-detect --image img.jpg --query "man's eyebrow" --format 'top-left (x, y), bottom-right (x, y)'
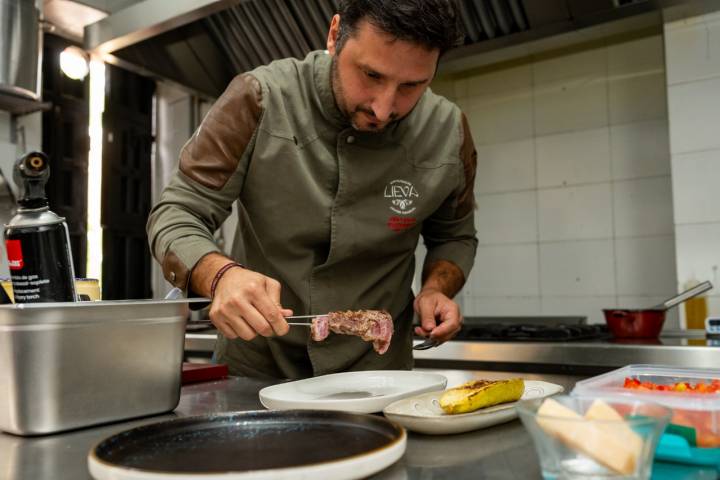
top-left (401, 78), bottom-right (430, 86)
top-left (358, 63), bottom-right (430, 85)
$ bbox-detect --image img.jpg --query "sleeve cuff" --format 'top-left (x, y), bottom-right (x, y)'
top-left (161, 237), bottom-right (220, 292)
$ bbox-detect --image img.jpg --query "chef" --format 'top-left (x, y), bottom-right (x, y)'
top-left (147, 0), bottom-right (478, 378)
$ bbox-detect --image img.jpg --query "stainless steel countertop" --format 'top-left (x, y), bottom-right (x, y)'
top-left (413, 337), bottom-right (720, 372)
top-left (1, 370), bottom-right (716, 479)
top-left (185, 330), bottom-right (720, 372)
top-left (0, 370), bottom-right (566, 480)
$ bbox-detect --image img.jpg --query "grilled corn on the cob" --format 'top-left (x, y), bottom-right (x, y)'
top-left (439, 378), bottom-right (525, 414)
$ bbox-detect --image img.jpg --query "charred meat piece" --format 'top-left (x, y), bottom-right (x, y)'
top-left (310, 310), bottom-right (393, 354)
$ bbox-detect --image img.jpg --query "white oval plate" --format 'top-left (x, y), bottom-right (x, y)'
top-left (383, 380), bottom-right (564, 435)
top-left (259, 370), bottom-right (448, 414)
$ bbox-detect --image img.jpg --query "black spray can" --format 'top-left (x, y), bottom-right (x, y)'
top-left (3, 152), bottom-right (77, 303)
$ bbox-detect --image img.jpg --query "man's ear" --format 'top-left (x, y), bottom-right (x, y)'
top-left (326, 14), bottom-right (340, 56)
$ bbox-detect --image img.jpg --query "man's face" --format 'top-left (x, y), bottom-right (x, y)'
top-left (327, 15), bottom-right (439, 132)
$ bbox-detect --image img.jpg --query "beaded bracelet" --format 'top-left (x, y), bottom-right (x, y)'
top-left (210, 262), bottom-right (244, 300)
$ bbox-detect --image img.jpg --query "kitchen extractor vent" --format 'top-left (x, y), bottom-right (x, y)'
top-left (108, 0), bottom-right (659, 98)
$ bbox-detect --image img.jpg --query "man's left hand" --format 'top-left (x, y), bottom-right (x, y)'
top-left (413, 287), bottom-right (463, 343)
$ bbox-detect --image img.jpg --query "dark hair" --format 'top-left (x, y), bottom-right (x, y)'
top-left (336, 0), bottom-right (464, 56)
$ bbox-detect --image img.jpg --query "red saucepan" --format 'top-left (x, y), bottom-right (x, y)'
top-left (603, 281), bottom-right (713, 338)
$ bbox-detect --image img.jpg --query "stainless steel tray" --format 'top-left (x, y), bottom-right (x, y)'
top-left (0, 300), bottom-right (191, 435)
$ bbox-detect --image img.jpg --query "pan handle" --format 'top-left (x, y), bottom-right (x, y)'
top-left (656, 281), bottom-right (713, 311)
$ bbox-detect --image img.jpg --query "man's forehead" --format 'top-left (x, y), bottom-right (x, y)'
top-left (349, 19), bottom-right (435, 52)
top-left (342, 20), bottom-right (439, 79)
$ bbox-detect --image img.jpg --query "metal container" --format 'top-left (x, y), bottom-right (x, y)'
top-left (0, 299), bottom-right (189, 435)
top-left (5, 151), bottom-right (77, 303)
top-left (0, 0), bottom-right (42, 101)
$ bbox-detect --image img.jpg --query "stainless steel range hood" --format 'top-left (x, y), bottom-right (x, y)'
top-left (0, 0), bottom-right (45, 114)
top-left (84, 0), bottom-right (678, 98)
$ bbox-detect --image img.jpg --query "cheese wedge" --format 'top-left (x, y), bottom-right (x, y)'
top-left (584, 399), bottom-right (643, 468)
top-left (439, 378), bottom-right (524, 414)
top-left (535, 398), bottom-right (642, 476)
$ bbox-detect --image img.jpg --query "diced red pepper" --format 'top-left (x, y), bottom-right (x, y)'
top-left (621, 376), bottom-right (720, 394)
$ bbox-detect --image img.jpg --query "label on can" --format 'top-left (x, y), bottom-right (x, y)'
top-left (5, 239), bottom-right (24, 270)
top-left (4, 223), bottom-right (77, 303)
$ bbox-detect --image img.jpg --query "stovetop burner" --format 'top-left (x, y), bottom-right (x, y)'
top-left (455, 323), bottom-right (609, 342)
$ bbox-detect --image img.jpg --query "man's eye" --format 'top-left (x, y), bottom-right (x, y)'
top-left (365, 71), bottom-right (380, 79)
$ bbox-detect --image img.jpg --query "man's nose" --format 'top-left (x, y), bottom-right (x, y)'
top-left (371, 88), bottom-right (397, 123)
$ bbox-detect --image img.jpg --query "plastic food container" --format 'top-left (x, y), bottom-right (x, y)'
top-left (0, 300), bottom-right (189, 435)
top-left (517, 395), bottom-right (670, 480)
top-left (572, 365), bottom-right (720, 469)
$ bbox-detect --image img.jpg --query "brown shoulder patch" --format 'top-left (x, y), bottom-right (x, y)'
top-left (162, 251), bottom-right (189, 289)
top-left (456, 113), bottom-right (477, 218)
top-left (180, 74), bottom-right (263, 190)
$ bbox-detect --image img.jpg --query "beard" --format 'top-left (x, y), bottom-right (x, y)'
top-left (330, 57), bottom-right (398, 133)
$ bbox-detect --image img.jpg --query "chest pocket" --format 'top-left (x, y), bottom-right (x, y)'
top-left (337, 140), bottom-right (459, 260)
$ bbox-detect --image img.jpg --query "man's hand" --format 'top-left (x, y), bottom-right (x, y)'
top-left (414, 259), bottom-right (467, 343)
top-left (192, 253), bottom-right (293, 341)
top-left (413, 287), bottom-right (463, 343)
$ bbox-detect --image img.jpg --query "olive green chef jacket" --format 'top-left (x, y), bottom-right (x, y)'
top-left (147, 51), bottom-right (478, 379)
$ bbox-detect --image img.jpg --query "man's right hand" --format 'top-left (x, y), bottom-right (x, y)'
top-left (191, 253), bottom-right (293, 340)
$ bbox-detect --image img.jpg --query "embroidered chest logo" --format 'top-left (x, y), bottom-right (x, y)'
top-left (384, 179), bottom-right (419, 215)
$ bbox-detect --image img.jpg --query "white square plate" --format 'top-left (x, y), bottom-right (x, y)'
top-left (259, 370), bottom-right (448, 414)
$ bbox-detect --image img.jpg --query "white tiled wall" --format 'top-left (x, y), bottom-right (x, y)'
top-left (428, 33), bottom-right (679, 326)
top-left (665, 10), bottom-right (720, 324)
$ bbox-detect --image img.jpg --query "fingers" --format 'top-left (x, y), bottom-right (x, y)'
top-left (209, 304), bottom-right (256, 341)
top-left (414, 326), bottom-right (430, 337)
top-left (252, 279), bottom-right (288, 336)
top-left (429, 308), bottom-right (463, 342)
top-left (261, 278), bottom-right (291, 335)
top-left (414, 290), bottom-right (463, 343)
top-left (414, 294), bottom-right (438, 334)
top-left (210, 268), bottom-right (292, 340)
top-left (265, 277), bottom-right (282, 306)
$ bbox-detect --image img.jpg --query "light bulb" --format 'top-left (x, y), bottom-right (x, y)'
top-left (60, 46), bottom-right (90, 80)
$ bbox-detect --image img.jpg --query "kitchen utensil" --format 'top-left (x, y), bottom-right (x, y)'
top-left (413, 338), bottom-right (440, 350)
top-left (88, 410), bottom-right (407, 480)
top-left (517, 395), bottom-right (671, 480)
top-left (0, 299), bottom-right (193, 435)
top-left (258, 370), bottom-right (447, 413)
top-left (383, 380), bottom-right (563, 435)
top-left (603, 281), bottom-right (713, 338)
top-left (603, 309), bottom-right (665, 338)
top-left (651, 281), bottom-right (713, 311)
top-left (186, 319), bottom-right (313, 327)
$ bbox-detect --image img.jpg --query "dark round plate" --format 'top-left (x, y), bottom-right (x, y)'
top-left (88, 410), bottom-right (406, 479)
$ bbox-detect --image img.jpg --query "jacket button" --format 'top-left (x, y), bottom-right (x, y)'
top-left (346, 135), bottom-right (355, 144)
top-left (170, 271), bottom-right (176, 282)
